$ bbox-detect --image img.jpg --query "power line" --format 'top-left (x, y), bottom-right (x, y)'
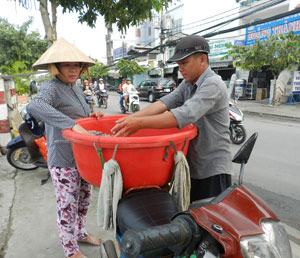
top-left (133, 0), bottom-right (284, 53)
top-left (166, 0), bottom-right (282, 35)
top-left (191, 0), bottom-right (287, 36)
top-left (203, 6), bottom-right (300, 38)
top-left (121, 6), bottom-right (300, 64)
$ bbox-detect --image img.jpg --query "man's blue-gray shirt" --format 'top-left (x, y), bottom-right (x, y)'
top-left (160, 67), bottom-right (232, 179)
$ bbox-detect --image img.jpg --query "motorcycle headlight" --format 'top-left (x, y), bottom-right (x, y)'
top-left (240, 220), bottom-right (292, 258)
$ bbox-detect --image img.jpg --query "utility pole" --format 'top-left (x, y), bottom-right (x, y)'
top-left (106, 24), bottom-right (113, 66)
top-left (159, 8), bottom-right (166, 78)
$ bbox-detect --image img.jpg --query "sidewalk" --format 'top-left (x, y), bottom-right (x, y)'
top-left (235, 99), bottom-right (300, 122)
top-left (0, 159), bottom-right (115, 258)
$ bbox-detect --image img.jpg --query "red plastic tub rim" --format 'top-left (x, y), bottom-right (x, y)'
top-left (63, 116), bottom-right (198, 149)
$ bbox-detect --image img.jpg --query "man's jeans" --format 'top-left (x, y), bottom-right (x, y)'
top-left (119, 94), bottom-right (125, 111)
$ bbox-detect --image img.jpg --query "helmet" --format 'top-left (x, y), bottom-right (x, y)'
top-left (168, 35), bottom-right (210, 62)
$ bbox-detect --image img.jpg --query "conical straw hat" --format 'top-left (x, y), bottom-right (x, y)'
top-left (33, 38), bottom-right (95, 70)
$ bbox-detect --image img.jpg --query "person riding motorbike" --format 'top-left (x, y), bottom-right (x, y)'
top-left (122, 78), bottom-right (137, 110)
top-left (98, 78), bottom-right (105, 90)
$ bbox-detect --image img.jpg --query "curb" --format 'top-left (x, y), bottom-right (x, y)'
top-left (242, 110), bottom-right (300, 123)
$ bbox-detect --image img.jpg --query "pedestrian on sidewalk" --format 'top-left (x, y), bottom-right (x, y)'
top-left (111, 35), bottom-right (232, 201)
top-left (27, 38), bottom-right (103, 258)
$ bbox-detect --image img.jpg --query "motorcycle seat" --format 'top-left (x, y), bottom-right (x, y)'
top-left (117, 187), bottom-right (178, 235)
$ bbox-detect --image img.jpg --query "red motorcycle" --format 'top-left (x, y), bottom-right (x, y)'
top-left (109, 133), bottom-right (292, 258)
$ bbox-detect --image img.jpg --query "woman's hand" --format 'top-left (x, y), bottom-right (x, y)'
top-left (90, 111), bottom-right (104, 119)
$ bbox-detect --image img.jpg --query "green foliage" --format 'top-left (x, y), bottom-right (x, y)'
top-left (0, 18), bottom-right (48, 71)
top-left (226, 33), bottom-right (300, 79)
top-left (85, 62), bottom-right (109, 80)
top-left (0, 18), bottom-right (47, 94)
top-left (1, 61), bottom-right (30, 94)
top-left (56, 0), bottom-right (171, 32)
top-left (116, 59), bottom-right (147, 78)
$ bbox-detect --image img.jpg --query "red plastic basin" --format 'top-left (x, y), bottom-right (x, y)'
top-left (63, 115), bottom-right (197, 190)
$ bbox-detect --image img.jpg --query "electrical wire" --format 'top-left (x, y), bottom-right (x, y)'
top-left (166, 0), bottom-right (284, 35)
top-left (136, 0), bottom-right (286, 51)
top-left (115, 5), bottom-right (300, 65)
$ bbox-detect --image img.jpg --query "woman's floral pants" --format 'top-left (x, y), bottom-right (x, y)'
top-left (49, 166), bottom-right (92, 257)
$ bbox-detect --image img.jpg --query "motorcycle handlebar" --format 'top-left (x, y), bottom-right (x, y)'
top-left (121, 215), bottom-right (199, 258)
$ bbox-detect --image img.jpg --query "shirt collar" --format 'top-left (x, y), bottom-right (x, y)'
top-left (194, 66), bottom-right (212, 87)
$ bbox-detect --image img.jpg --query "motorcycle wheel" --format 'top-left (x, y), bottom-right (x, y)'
top-left (103, 98), bottom-right (108, 109)
top-left (131, 103), bottom-right (140, 113)
top-left (7, 145), bottom-right (38, 170)
top-left (230, 124), bottom-right (246, 145)
top-left (102, 240), bottom-right (118, 258)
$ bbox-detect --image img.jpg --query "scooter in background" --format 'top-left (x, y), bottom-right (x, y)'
top-left (117, 133), bottom-right (292, 258)
top-left (83, 88), bottom-right (94, 111)
top-left (125, 90), bottom-right (140, 113)
top-left (6, 106), bottom-right (49, 184)
top-left (95, 89), bottom-right (109, 108)
top-left (229, 101), bottom-right (246, 145)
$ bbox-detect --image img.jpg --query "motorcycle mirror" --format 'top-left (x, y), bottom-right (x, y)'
top-left (232, 132), bottom-right (258, 165)
top-left (232, 132), bottom-right (258, 185)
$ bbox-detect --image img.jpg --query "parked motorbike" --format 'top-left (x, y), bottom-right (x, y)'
top-left (103, 133), bottom-right (292, 258)
top-left (95, 89), bottom-right (109, 108)
top-left (6, 106), bottom-right (50, 184)
top-left (229, 101), bottom-right (246, 145)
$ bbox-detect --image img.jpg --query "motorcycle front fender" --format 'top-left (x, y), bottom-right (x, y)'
top-left (6, 136), bottom-right (25, 149)
top-left (190, 185), bottom-right (278, 257)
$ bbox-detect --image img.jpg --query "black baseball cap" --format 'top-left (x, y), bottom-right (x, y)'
top-left (168, 35), bottom-right (210, 63)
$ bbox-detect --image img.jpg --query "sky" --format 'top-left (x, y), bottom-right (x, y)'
top-left (0, 0), bottom-right (239, 63)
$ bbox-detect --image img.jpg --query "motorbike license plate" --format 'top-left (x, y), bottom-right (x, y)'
top-left (164, 88), bottom-right (171, 92)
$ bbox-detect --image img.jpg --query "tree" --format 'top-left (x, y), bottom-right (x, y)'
top-left (82, 63), bottom-right (108, 79)
top-left (0, 18), bottom-right (48, 94)
top-left (1, 61), bottom-right (31, 95)
top-left (116, 59), bottom-right (147, 78)
top-left (226, 33), bottom-right (300, 104)
top-left (0, 18), bottom-right (48, 70)
top-left (16, 0), bottom-right (171, 43)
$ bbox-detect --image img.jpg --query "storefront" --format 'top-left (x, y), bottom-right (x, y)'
top-left (208, 39), bottom-right (239, 86)
top-left (244, 12), bottom-right (300, 102)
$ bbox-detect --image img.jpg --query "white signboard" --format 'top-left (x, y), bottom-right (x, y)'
top-left (293, 71), bottom-right (300, 92)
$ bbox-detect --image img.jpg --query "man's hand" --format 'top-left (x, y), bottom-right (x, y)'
top-left (90, 111), bottom-right (104, 119)
top-left (111, 116), bottom-right (141, 137)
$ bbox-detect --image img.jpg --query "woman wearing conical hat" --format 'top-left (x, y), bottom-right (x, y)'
top-left (27, 38), bottom-right (103, 258)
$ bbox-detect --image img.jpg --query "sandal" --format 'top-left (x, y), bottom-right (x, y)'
top-left (68, 251), bottom-right (87, 258)
top-left (78, 234), bottom-right (102, 246)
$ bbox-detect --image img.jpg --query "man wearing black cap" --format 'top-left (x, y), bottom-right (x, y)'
top-left (111, 35), bottom-right (232, 201)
